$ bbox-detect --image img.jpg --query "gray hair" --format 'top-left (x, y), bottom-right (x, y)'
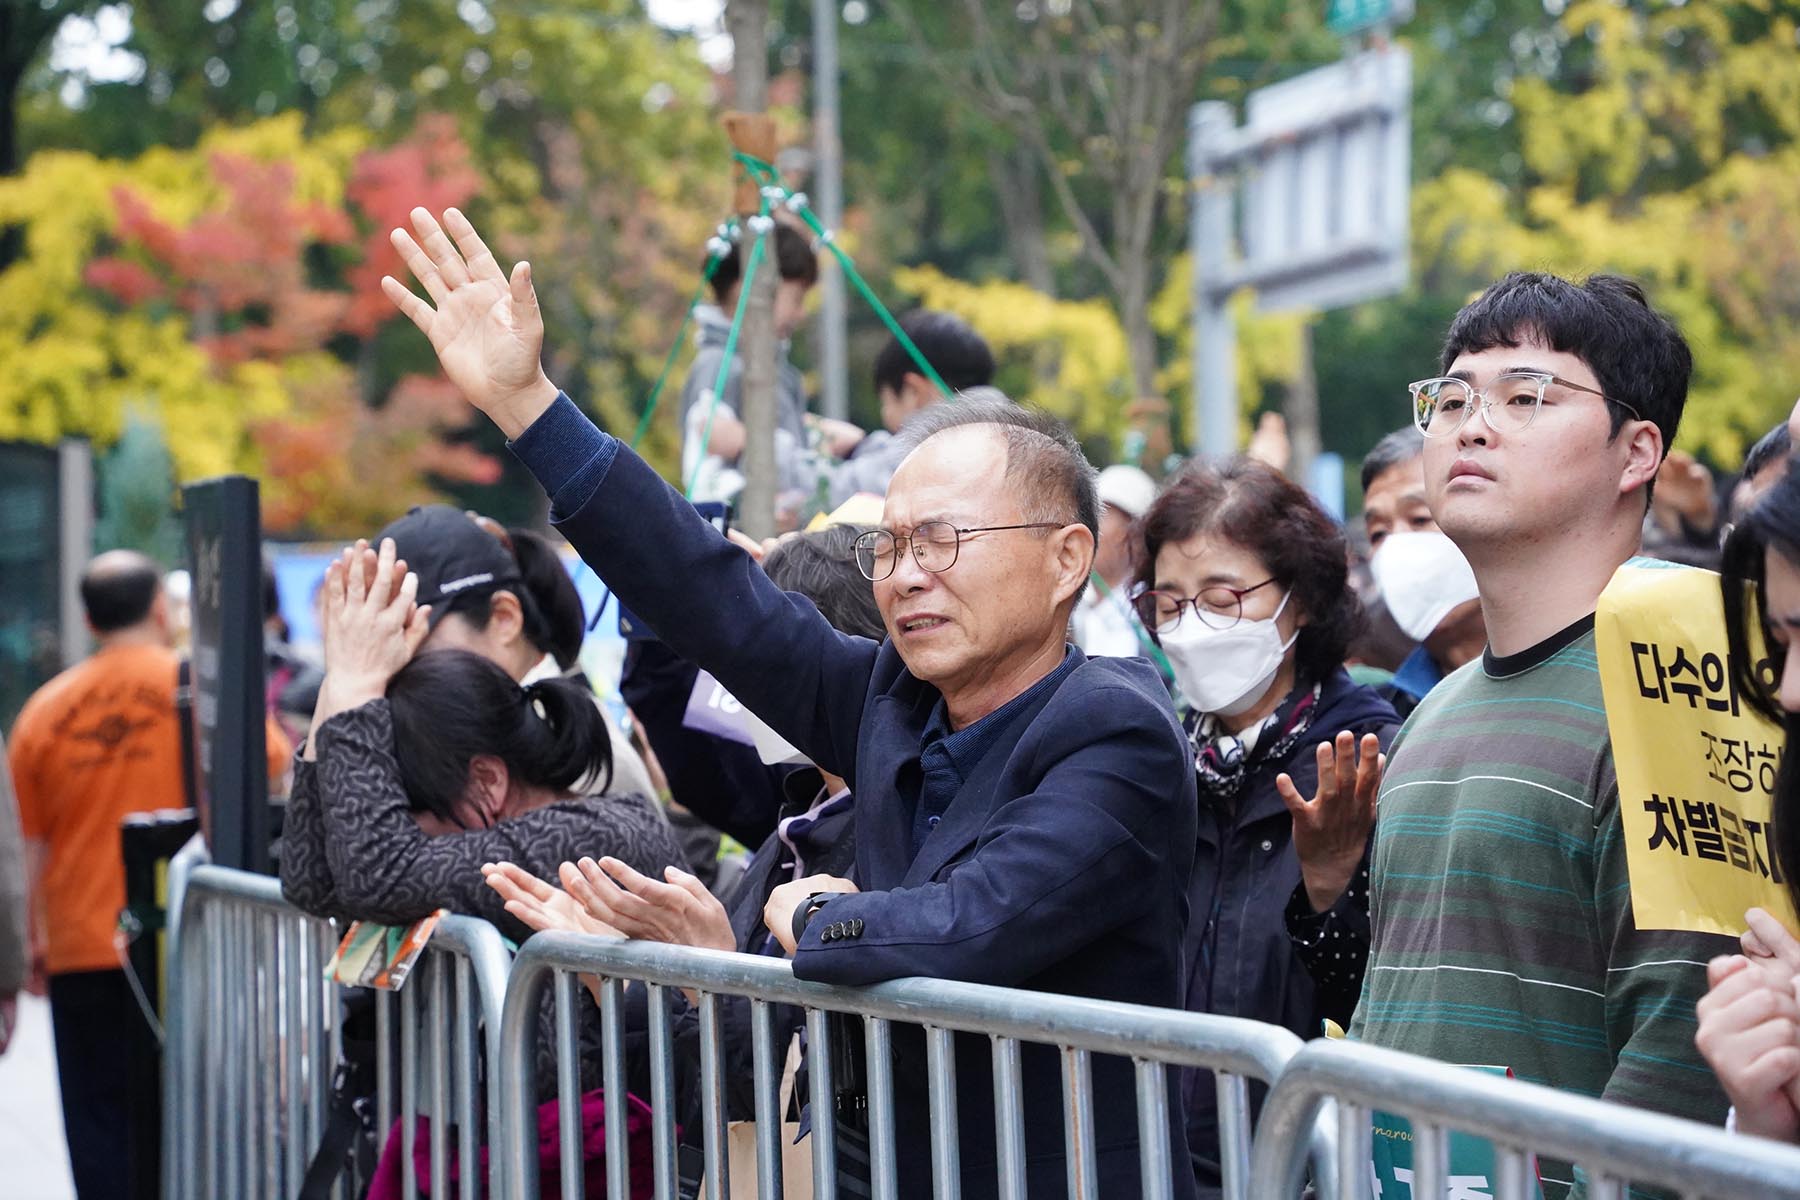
top-left (1359, 426), bottom-right (1427, 494)
top-left (896, 392), bottom-right (1100, 601)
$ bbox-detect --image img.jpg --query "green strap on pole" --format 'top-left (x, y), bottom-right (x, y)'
top-left (732, 152), bottom-right (955, 402)
top-left (684, 199), bottom-right (771, 498)
top-left (630, 256), bottom-right (724, 450)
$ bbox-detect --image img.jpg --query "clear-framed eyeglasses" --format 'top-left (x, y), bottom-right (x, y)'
top-left (852, 520), bottom-right (1061, 582)
top-left (1408, 370), bottom-right (1642, 439)
top-left (1132, 578), bottom-right (1278, 633)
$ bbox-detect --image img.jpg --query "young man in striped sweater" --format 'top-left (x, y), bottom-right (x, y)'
top-left (1337, 273), bottom-right (1735, 1195)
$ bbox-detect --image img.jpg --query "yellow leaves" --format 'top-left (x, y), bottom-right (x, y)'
top-left (1412, 0), bottom-right (1800, 466)
top-left (892, 264), bottom-right (1132, 441)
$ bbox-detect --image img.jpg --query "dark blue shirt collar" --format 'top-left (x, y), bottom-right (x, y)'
top-left (922, 645), bottom-right (1080, 776)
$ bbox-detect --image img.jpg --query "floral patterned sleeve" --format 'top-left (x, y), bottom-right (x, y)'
top-left (1284, 854), bottom-right (1371, 1029)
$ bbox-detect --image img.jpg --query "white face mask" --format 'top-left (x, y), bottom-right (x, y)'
top-left (1158, 590), bottom-right (1300, 717)
top-left (1370, 531), bottom-right (1481, 642)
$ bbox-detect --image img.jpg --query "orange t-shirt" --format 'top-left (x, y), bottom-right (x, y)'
top-left (10, 642), bottom-right (292, 975)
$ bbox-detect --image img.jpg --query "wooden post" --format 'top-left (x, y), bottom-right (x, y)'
top-left (723, 0), bottom-right (780, 538)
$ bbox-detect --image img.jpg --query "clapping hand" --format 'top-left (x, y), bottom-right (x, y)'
top-left (559, 857), bottom-right (736, 954)
top-left (481, 862), bottom-right (623, 940)
top-left (1276, 731), bottom-right (1384, 913)
top-left (381, 207), bottom-right (559, 438)
top-left (481, 862), bottom-right (621, 1006)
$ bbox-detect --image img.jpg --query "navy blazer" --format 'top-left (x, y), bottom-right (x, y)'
top-left (511, 396), bottom-right (1199, 1198)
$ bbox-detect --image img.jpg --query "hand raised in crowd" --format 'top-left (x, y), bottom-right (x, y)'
top-left (381, 207), bottom-right (559, 439)
top-left (764, 874), bottom-right (860, 955)
top-left (1695, 952), bottom-right (1800, 1143)
top-left (559, 856), bottom-right (736, 954)
top-left (320, 537), bottom-right (430, 706)
top-left (1651, 449), bottom-right (1718, 533)
top-left (1276, 731), bottom-right (1384, 914)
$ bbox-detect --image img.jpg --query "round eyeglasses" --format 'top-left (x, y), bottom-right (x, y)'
top-left (1408, 371), bottom-right (1641, 439)
top-left (852, 520), bottom-right (1062, 582)
top-left (1132, 579), bottom-right (1278, 633)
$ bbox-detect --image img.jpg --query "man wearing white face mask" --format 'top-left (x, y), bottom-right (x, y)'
top-left (1131, 457), bottom-right (1398, 1197)
top-left (1359, 427), bottom-right (1488, 716)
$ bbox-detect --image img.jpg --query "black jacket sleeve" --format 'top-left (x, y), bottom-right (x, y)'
top-left (1284, 856), bottom-right (1371, 1029)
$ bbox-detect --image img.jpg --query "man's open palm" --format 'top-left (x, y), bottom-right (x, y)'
top-left (380, 207), bottom-right (556, 436)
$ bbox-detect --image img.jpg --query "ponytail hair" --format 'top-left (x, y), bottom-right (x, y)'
top-left (385, 650), bottom-right (612, 825)
top-left (506, 527), bottom-right (587, 670)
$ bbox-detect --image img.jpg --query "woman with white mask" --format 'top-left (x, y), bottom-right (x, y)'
top-left (1132, 457), bottom-right (1400, 1198)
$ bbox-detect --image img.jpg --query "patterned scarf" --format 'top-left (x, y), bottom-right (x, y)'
top-left (1189, 682), bottom-right (1323, 804)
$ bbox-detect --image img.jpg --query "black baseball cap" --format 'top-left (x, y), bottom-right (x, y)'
top-left (375, 505), bottom-right (521, 621)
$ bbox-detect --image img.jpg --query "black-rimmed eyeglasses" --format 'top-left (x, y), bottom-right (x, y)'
top-left (1408, 370), bottom-right (1642, 439)
top-left (853, 521), bottom-right (1062, 582)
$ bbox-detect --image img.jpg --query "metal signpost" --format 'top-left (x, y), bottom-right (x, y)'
top-left (1187, 34), bottom-right (1412, 461)
top-left (182, 474), bottom-right (270, 874)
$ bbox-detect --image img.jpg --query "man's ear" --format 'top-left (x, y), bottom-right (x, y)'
top-left (464, 754), bottom-right (510, 826)
top-left (1621, 419), bottom-right (1666, 500)
top-left (1050, 523), bottom-right (1097, 607)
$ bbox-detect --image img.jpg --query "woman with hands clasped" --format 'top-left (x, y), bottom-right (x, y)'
top-left (1698, 453), bottom-right (1800, 1141)
top-left (277, 537), bottom-right (684, 941)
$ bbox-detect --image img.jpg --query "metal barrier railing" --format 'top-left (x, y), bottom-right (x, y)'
top-left (373, 912), bottom-right (514, 1199)
top-left (163, 865), bottom-right (346, 1200)
top-left (163, 865), bottom-right (513, 1200)
top-left (1246, 1037), bottom-right (1800, 1200)
top-left (496, 931), bottom-right (1334, 1200)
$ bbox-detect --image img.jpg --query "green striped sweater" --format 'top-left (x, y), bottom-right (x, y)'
top-left (1350, 616), bottom-right (1733, 1197)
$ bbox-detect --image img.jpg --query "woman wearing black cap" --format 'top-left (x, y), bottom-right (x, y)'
top-left (375, 503), bottom-right (656, 799)
top-left (280, 533), bottom-right (683, 938)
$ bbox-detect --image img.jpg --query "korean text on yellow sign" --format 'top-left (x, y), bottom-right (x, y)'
top-left (1596, 562), bottom-right (1797, 936)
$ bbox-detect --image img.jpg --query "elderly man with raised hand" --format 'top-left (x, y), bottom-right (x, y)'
top-left (382, 207), bottom-right (1198, 1198)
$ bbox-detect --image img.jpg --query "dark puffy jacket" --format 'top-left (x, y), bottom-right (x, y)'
top-left (1181, 668), bottom-right (1399, 1197)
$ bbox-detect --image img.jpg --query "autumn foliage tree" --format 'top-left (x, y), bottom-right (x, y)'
top-left (2, 113), bottom-right (503, 536)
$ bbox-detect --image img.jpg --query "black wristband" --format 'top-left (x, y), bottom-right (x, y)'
top-left (791, 892), bottom-right (834, 948)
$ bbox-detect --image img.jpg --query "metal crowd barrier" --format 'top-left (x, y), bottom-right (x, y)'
top-left (496, 931), bottom-right (1336, 1200)
top-left (163, 865), bottom-right (513, 1200)
top-left (1246, 1037), bottom-right (1800, 1200)
top-left (163, 865), bottom-right (345, 1200)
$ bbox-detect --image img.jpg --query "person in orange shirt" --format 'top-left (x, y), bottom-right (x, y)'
top-left (10, 550), bottom-right (289, 1199)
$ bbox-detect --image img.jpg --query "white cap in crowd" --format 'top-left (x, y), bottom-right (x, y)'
top-left (1095, 464), bottom-right (1156, 519)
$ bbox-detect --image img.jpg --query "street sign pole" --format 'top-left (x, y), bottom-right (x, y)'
top-left (1186, 41), bottom-right (1412, 464)
top-left (1189, 101), bottom-right (1238, 461)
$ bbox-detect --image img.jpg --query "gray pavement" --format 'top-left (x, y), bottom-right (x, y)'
top-left (0, 994), bottom-right (76, 1199)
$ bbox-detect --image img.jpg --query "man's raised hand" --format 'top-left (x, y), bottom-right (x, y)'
top-left (380, 207), bottom-right (558, 438)
top-left (1277, 730), bottom-right (1384, 914)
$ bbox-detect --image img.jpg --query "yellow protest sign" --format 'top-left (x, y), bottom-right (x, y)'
top-left (1595, 562), bottom-right (1797, 936)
